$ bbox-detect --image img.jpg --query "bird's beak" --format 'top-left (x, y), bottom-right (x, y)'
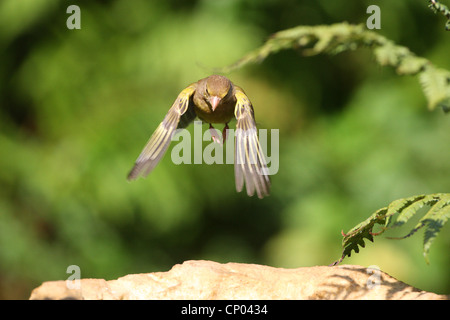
top-left (210, 96), bottom-right (221, 111)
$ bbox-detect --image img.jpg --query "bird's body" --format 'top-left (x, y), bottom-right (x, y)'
top-left (128, 75), bottom-right (270, 199)
top-left (192, 76), bottom-right (236, 124)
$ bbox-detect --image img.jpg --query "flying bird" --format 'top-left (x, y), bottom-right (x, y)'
top-left (128, 75), bottom-right (270, 199)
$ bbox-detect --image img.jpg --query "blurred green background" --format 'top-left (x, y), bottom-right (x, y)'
top-left (0, 0), bottom-right (449, 299)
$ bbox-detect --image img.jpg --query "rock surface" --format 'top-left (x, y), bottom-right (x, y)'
top-left (29, 260), bottom-right (447, 300)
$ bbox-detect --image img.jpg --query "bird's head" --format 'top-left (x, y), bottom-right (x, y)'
top-left (205, 75), bottom-right (232, 111)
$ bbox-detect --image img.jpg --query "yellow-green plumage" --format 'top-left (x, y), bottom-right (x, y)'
top-left (193, 75), bottom-right (235, 124)
top-left (128, 75), bottom-right (270, 199)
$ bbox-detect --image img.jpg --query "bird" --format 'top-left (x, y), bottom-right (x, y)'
top-left (127, 75), bottom-right (270, 199)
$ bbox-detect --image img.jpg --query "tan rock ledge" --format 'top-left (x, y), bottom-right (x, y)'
top-left (29, 260), bottom-right (448, 300)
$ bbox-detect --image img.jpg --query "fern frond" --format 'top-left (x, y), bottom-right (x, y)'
top-left (221, 22), bottom-right (450, 112)
top-left (391, 196), bottom-right (450, 263)
top-left (333, 193), bottom-right (450, 265)
top-left (386, 195), bottom-right (425, 219)
top-left (388, 194), bottom-right (434, 227)
top-left (428, 0), bottom-right (450, 30)
top-left (331, 208), bottom-right (387, 266)
top-left (419, 195), bottom-right (450, 262)
top-left (420, 66), bottom-right (450, 112)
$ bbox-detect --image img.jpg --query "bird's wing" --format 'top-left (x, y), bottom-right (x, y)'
top-left (234, 87), bottom-right (271, 199)
top-left (127, 83), bottom-right (197, 180)
top-left (177, 97), bottom-right (197, 129)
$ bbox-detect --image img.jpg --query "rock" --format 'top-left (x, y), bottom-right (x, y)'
top-left (29, 260), bottom-right (448, 300)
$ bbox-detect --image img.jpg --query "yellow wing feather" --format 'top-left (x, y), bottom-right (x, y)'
top-left (234, 88), bottom-right (270, 198)
top-left (127, 84), bottom-right (196, 180)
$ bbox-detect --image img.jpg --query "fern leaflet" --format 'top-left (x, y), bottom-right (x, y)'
top-left (333, 193), bottom-right (450, 265)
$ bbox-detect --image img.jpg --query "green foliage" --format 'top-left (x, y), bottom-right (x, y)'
top-left (221, 22), bottom-right (450, 112)
top-left (224, 21), bottom-right (449, 270)
top-left (334, 194), bottom-right (450, 265)
top-left (420, 66), bottom-right (450, 112)
top-left (428, 0), bottom-right (450, 30)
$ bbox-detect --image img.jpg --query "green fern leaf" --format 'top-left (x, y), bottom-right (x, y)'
top-left (419, 195), bottom-right (450, 263)
top-left (428, 0), bottom-right (450, 31)
top-left (334, 193), bottom-right (450, 265)
top-left (423, 204), bottom-right (450, 263)
top-left (419, 67), bottom-right (450, 111)
top-left (331, 208), bottom-right (387, 265)
top-left (389, 194), bottom-right (448, 231)
top-left (388, 194), bottom-right (435, 228)
top-left (386, 195), bottom-right (424, 217)
top-left (221, 22), bottom-right (450, 113)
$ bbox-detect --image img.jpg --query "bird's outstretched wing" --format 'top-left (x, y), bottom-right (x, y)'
top-left (234, 87), bottom-right (271, 199)
top-left (127, 84), bottom-right (197, 180)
